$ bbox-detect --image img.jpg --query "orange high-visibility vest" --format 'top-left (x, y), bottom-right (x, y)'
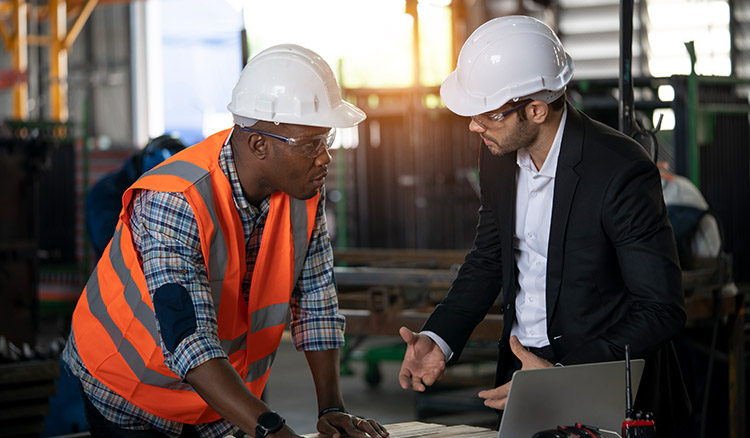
top-left (71, 129), bottom-right (319, 424)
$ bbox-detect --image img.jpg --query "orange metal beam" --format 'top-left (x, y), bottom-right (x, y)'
top-left (26, 34), bottom-right (50, 45)
top-left (0, 0), bottom-right (134, 121)
top-left (64, 0), bottom-right (97, 49)
top-left (0, 20), bottom-right (12, 51)
top-left (49, 0), bottom-right (68, 121)
top-left (12, 0), bottom-right (27, 119)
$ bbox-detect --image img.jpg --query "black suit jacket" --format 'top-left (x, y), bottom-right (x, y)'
top-left (423, 104), bottom-right (690, 435)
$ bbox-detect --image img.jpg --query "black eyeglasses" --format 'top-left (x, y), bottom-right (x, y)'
top-left (240, 126), bottom-right (336, 158)
top-left (470, 100), bottom-right (532, 129)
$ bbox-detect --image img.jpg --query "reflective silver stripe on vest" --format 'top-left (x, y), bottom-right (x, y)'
top-left (86, 251), bottom-right (190, 391)
top-left (250, 302), bottom-right (289, 334)
top-left (290, 197), bottom-right (310, 288)
top-left (221, 333), bottom-right (247, 356)
top-left (108, 227), bottom-right (161, 346)
top-left (145, 161), bottom-right (229, 313)
top-left (245, 350), bottom-right (278, 383)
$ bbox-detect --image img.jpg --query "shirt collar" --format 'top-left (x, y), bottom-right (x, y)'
top-left (516, 105), bottom-right (568, 178)
top-left (220, 128), bottom-right (269, 215)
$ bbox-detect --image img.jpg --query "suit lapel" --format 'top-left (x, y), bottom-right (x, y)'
top-left (482, 143), bottom-right (518, 306)
top-left (497, 151), bottom-right (517, 307)
top-left (546, 104), bottom-right (584, 324)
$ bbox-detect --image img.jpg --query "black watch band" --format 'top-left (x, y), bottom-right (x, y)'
top-left (256, 411), bottom-right (285, 438)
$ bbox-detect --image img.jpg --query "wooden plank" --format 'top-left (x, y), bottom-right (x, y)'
top-left (335, 249), bottom-right (466, 269)
top-left (342, 309), bottom-right (502, 341)
top-left (342, 292), bottom-right (739, 341)
top-left (0, 381), bottom-right (56, 402)
top-left (336, 267), bottom-right (740, 323)
top-left (0, 400), bottom-right (50, 420)
top-left (0, 360), bottom-right (59, 384)
top-left (684, 293), bottom-right (741, 320)
top-left (335, 267), bottom-right (457, 289)
top-left (305, 421), bottom-right (496, 438)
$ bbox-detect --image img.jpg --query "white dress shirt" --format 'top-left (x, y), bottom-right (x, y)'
top-left (510, 107), bottom-right (567, 347)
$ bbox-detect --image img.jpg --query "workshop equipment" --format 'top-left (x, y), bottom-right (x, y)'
top-left (0, 359), bottom-right (59, 437)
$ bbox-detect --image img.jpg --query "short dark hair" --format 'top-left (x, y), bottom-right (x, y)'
top-left (517, 94), bottom-right (566, 121)
top-left (549, 94), bottom-right (566, 111)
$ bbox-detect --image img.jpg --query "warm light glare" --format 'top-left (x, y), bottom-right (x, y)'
top-left (653, 108), bottom-right (676, 131)
top-left (647, 0), bottom-right (731, 77)
top-left (242, 0), bottom-right (452, 88)
top-left (419, 0), bottom-right (451, 6)
top-left (332, 127), bottom-right (360, 149)
top-left (657, 85), bottom-right (675, 102)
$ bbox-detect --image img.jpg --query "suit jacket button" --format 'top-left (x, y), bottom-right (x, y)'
top-left (505, 304), bottom-right (511, 310)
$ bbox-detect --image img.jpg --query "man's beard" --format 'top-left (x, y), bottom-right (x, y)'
top-left (481, 118), bottom-right (539, 156)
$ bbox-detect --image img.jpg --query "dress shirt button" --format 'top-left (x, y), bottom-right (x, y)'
top-left (527, 232), bottom-right (533, 239)
top-left (529, 330), bottom-right (535, 335)
top-left (529, 297), bottom-right (534, 302)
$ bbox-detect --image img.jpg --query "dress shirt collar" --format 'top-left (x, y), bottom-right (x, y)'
top-left (221, 128), bottom-right (269, 217)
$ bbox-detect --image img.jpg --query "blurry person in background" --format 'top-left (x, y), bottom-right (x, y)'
top-left (85, 134), bottom-right (186, 260)
top-left (658, 161), bottom-right (721, 262)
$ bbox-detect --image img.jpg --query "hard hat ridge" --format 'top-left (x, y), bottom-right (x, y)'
top-left (228, 44), bottom-right (366, 128)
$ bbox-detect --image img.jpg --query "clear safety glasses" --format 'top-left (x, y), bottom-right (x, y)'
top-left (470, 100), bottom-right (532, 130)
top-left (240, 127), bottom-right (336, 158)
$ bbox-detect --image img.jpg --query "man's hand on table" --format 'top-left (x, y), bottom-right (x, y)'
top-left (317, 411), bottom-right (389, 438)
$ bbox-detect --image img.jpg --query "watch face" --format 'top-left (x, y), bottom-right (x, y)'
top-left (257, 411), bottom-right (284, 436)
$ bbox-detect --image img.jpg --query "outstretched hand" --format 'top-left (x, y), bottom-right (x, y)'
top-left (477, 336), bottom-right (553, 409)
top-left (397, 327), bottom-right (446, 392)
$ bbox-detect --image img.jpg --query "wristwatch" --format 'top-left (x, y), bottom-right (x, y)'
top-left (256, 411), bottom-right (285, 438)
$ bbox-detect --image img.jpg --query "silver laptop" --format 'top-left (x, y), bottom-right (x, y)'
top-left (498, 359), bottom-right (645, 438)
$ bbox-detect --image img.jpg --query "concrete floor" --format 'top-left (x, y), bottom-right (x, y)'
top-left (265, 335), bottom-right (417, 434)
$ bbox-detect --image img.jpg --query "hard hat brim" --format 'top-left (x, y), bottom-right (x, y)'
top-left (440, 70), bottom-right (487, 117)
top-left (227, 99), bottom-right (366, 129)
top-left (324, 100), bottom-right (367, 128)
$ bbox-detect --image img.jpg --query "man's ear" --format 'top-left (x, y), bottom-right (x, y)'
top-left (527, 101), bottom-right (549, 124)
top-left (247, 132), bottom-right (269, 159)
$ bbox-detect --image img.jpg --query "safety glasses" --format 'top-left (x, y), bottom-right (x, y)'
top-left (240, 127), bottom-right (336, 158)
top-left (470, 100), bottom-right (532, 130)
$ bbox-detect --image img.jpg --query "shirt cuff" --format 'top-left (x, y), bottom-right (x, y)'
top-left (170, 331), bottom-right (227, 380)
top-left (420, 331), bottom-right (453, 362)
top-left (289, 314), bottom-right (346, 351)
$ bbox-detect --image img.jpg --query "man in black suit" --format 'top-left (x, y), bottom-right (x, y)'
top-left (397, 15), bottom-right (690, 437)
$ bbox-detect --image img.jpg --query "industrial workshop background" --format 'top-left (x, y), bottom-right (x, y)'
top-left (0, 0), bottom-right (748, 437)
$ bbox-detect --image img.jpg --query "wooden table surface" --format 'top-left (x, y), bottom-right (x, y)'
top-left (304, 422), bottom-right (496, 438)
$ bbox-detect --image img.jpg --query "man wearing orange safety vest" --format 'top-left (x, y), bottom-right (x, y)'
top-left (63, 44), bottom-right (389, 438)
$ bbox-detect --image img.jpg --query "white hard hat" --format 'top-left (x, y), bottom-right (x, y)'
top-left (227, 44), bottom-right (366, 128)
top-left (440, 15), bottom-right (574, 117)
